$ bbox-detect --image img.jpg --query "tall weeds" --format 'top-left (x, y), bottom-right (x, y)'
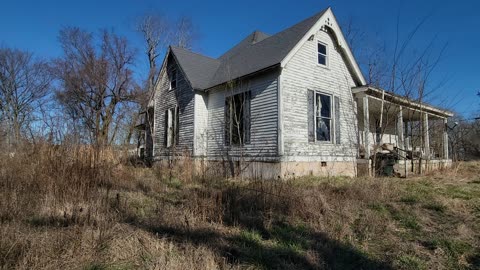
top-left (0, 143), bottom-right (113, 226)
top-left (1, 144), bottom-right (477, 269)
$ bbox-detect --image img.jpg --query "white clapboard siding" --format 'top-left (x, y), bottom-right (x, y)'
top-left (281, 29), bottom-right (358, 162)
top-left (153, 56), bottom-right (195, 156)
top-left (206, 70), bottom-right (279, 158)
top-left (194, 91), bottom-right (208, 156)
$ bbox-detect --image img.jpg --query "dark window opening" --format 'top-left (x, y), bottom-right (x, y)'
top-left (225, 92), bottom-right (251, 146)
top-left (316, 93), bottom-right (332, 141)
top-left (169, 67), bottom-right (177, 90)
top-left (164, 106), bottom-right (179, 148)
top-left (145, 107), bottom-right (154, 157)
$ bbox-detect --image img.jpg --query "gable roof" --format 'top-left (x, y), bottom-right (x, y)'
top-left (166, 7), bottom-right (364, 90)
top-left (170, 46), bottom-right (220, 90)
top-left (209, 8), bottom-right (328, 88)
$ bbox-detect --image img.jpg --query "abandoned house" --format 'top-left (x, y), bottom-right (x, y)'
top-left (136, 7), bottom-right (453, 178)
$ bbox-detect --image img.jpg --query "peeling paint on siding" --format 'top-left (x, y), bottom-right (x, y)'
top-left (281, 29), bottom-right (358, 161)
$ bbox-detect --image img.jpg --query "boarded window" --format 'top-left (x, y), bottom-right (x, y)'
top-left (225, 91), bottom-right (251, 146)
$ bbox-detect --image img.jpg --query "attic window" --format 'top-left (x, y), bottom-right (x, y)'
top-left (169, 67), bottom-right (177, 90)
top-left (317, 42), bottom-right (327, 66)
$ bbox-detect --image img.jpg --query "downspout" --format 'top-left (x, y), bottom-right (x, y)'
top-left (277, 68), bottom-right (284, 157)
top-left (277, 68), bottom-right (285, 179)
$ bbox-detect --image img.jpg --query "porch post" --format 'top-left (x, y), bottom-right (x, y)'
top-left (396, 106), bottom-right (404, 150)
top-left (443, 118), bottom-right (449, 160)
top-left (397, 106), bottom-right (407, 177)
top-left (363, 96), bottom-right (370, 159)
top-left (423, 113), bottom-right (430, 159)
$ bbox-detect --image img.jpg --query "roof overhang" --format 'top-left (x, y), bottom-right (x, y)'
top-left (353, 86), bottom-right (453, 119)
top-left (204, 63), bottom-right (281, 92)
top-left (280, 7), bottom-right (366, 86)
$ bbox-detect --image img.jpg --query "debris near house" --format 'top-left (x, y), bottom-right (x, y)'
top-left (374, 143), bottom-right (400, 177)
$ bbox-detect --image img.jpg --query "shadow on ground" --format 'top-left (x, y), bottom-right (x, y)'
top-left (133, 220), bottom-right (393, 270)
top-left (118, 184), bottom-right (395, 269)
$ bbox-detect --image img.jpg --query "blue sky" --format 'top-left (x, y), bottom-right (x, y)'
top-left (1, 0), bottom-right (479, 117)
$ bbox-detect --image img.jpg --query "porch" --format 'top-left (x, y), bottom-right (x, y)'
top-left (353, 86), bottom-right (453, 176)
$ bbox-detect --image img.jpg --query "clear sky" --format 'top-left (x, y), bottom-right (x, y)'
top-left (1, 0), bottom-right (479, 117)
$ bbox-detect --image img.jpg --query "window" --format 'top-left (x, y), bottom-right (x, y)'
top-left (308, 90), bottom-right (340, 144)
top-left (315, 93), bottom-right (332, 141)
top-left (225, 92), bottom-right (251, 146)
top-left (169, 66), bottom-right (177, 90)
top-left (164, 106), bottom-right (179, 147)
top-left (317, 42), bottom-right (327, 66)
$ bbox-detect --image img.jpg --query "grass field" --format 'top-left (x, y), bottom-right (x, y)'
top-left (0, 144), bottom-right (479, 269)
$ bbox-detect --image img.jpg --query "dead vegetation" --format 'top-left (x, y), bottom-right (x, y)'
top-left (0, 144), bottom-right (479, 269)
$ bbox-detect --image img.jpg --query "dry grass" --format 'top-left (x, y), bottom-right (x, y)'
top-left (0, 144), bottom-right (479, 269)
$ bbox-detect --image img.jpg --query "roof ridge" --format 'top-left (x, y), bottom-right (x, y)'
top-left (170, 46), bottom-right (218, 61)
top-left (169, 7), bottom-right (331, 90)
top-left (218, 31), bottom-right (257, 60)
top-left (251, 8), bottom-right (329, 46)
top-left (251, 30), bottom-right (269, 44)
top-left (206, 7), bottom-right (329, 88)
top-left (215, 7), bottom-right (328, 60)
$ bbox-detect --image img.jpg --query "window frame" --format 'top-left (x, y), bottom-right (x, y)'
top-left (317, 41), bottom-right (328, 67)
top-left (225, 91), bottom-right (251, 147)
top-left (168, 66), bottom-right (177, 91)
top-left (314, 91), bottom-right (335, 143)
top-left (164, 106), bottom-right (179, 148)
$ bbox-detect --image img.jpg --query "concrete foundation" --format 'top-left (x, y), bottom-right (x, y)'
top-left (154, 156), bottom-right (357, 179)
top-left (280, 161), bottom-right (356, 178)
top-left (202, 160), bottom-right (357, 179)
top-left (153, 156), bottom-right (452, 180)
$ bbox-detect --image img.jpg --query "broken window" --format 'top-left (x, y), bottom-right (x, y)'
top-left (164, 106), bottom-right (179, 148)
top-left (225, 92), bottom-right (251, 146)
top-left (137, 129), bottom-right (146, 158)
top-left (168, 66), bottom-right (177, 90)
top-left (308, 90), bottom-right (338, 143)
top-left (316, 93), bottom-right (332, 141)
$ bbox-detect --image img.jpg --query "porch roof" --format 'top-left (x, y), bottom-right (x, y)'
top-left (352, 86), bottom-right (453, 119)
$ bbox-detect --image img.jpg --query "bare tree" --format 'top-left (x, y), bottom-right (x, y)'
top-left (173, 16), bottom-right (195, 49)
top-left (448, 117), bottom-right (480, 161)
top-left (136, 14), bottom-right (170, 97)
top-left (343, 12), bottom-right (451, 175)
top-left (136, 14), bottom-right (196, 96)
top-left (0, 48), bottom-right (51, 147)
top-left (53, 27), bottom-right (140, 147)
top-left (134, 14), bottom-right (197, 160)
top-left (448, 93), bottom-right (480, 161)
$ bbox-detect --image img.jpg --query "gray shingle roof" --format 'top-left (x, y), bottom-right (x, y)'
top-left (169, 8), bottom-right (329, 90)
top-left (218, 30), bottom-right (271, 60)
top-left (170, 47), bottom-right (220, 90)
